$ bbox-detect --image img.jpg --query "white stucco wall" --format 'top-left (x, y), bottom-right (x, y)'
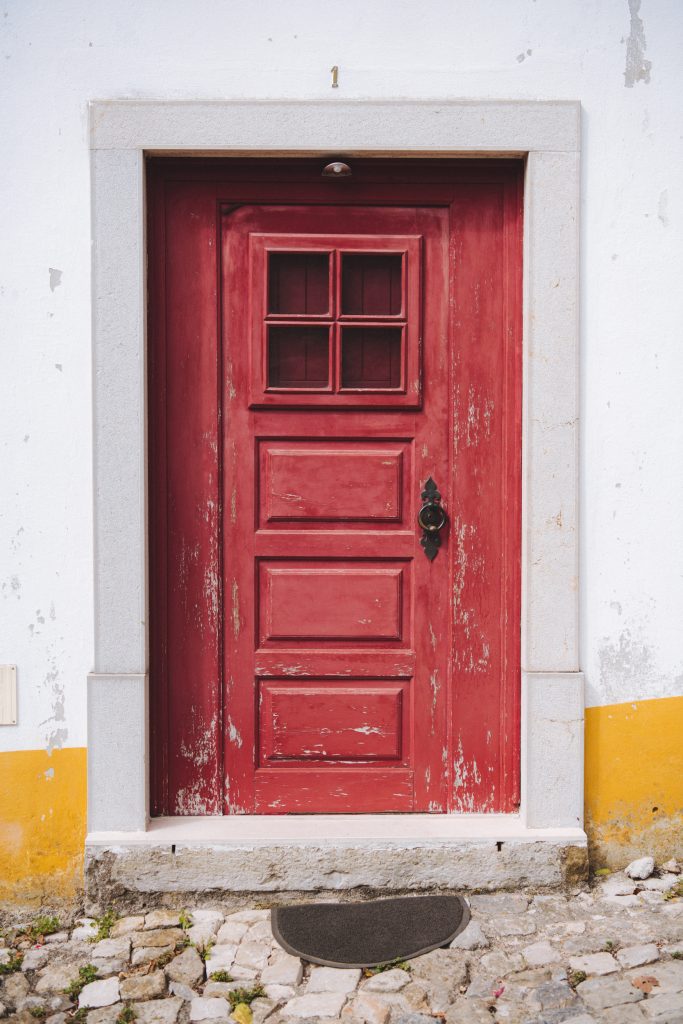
top-left (1, 0), bottom-right (682, 759)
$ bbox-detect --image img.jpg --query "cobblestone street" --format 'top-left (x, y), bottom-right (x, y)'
top-left (2, 871), bottom-right (683, 1024)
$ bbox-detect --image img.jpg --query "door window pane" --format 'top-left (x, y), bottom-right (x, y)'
top-left (268, 252), bottom-right (330, 315)
top-left (268, 326), bottom-right (330, 389)
top-left (341, 253), bottom-right (402, 316)
top-left (341, 327), bottom-right (402, 389)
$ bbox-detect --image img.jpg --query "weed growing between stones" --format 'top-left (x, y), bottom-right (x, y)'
top-left (29, 1008), bottom-right (47, 1019)
top-left (209, 970), bottom-right (234, 982)
top-left (568, 969), bottom-right (587, 988)
top-left (364, 958), bottom-right (411, 975)
top-left (194, 938), bottom-right (214, 962)
top-left (663, 880), bottom-right (683, 900)
top-left (68, 1009), bottom-right (88, 1022)
top-left (227, 985), bottom-right (266, 1009)
top-left (29, 915), bottom-right (61, 939)
top-left (178, 909), bottom-right (193, 930)
top-left (672, 951), bottom-right (683, 959)
top-left (153, 950), bottom-right (177, 968)
top-left (64, 964), bottom-right (99, 999)
top-left (0, 951), bottom-right (23, 974)
top-left (91, 908), bottom-right (118, 942)
top-left (117, 1006), bottom-right (137, 1023)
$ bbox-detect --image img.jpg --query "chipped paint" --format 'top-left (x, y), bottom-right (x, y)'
top-left (624, 0), bottom-right (652, 87)
top-left (452, 735), bottom-right (485, 811)
top-left (597, 627), bottom-right (683, 706)
top-left (179, 711), bottom-right (219, 768)
top-left (429, 669), bottom-right (439, 734)
top-left (227, 716), bottom-right (244, 748)
top-left (174, 778), bottom-right (213, 815)
top-left (231, 579), bottom-right (241, 638)
top-left (464, 386), bottom-right (494, 448)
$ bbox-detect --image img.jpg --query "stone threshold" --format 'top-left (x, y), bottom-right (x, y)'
top-left (84, 816), bottom-right (588, 911)
top-left (87, 813), bottom-right (585, 844)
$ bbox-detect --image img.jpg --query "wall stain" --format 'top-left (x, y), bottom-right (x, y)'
top-left (657, 189), bottom-right (668, 227)
top-left (624, 0), bottom-right (652, 88)
top-left (2, 574), bottom-right (22, 599)
top-left (48, 267), bottom-right (62, 292)
top-left (598, 627), bottom-right (683, 705)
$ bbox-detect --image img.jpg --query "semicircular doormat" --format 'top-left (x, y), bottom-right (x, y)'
top-left (271, 894), bottom-right (470, 968)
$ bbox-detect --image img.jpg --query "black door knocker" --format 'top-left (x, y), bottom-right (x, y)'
top-left (418, 477), bottom-right (447, 561)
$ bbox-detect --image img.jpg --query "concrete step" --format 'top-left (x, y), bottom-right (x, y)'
top-left (85, 815), bottom-right (588, 913)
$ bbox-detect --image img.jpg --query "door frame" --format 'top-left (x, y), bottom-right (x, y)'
top-left (87, 99), bottom-right (584, 839)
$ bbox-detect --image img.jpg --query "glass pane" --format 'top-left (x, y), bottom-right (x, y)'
top-left (341, 253), bottom-right (402, 316)
top-left (268, 252), bottom-right (330, 315)
top-left (268, 326), bottom-right (330, 389)
top-left (341, 327), bottom-right (402, 389)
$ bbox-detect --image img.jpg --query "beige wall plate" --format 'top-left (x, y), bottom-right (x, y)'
top-left (0, 665), bottom-right (17, 725)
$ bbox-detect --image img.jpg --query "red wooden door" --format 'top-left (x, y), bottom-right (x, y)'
top-left (224, 204), bottom-right (448, 812)
top-left (148, 160), bottom-right (522, 817)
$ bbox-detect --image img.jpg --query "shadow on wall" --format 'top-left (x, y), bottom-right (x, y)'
top-left (585, 694), bottom-right (683, 869)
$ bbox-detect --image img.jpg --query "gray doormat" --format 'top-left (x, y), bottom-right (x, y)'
top-left (271, 894), bottom-right (470, 968)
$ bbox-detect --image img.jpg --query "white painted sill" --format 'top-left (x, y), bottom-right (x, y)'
top-left (86, 813), bottom-right (586, 846)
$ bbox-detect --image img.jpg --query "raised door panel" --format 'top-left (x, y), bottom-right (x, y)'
top-left (260, 442), bottom-right (405, 524)
top-left (258, 682), bottom-right (405, 764)
top-left (258, 562), bottom-right (407, 644)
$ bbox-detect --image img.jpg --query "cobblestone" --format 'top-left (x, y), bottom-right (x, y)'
top-left (119, 970), bottom-right (167, 1000)
top-left (78, 976), bottom-right (120, 1008)
top-left (4, 873), bottom-right (683, 1022)
top-left (133, 944), bottom-right (175, 965)
top-left (362, 969), bottom-right (411, 993)
top-left (567, 953), bottom-right (619, 976)
top-left (640, 991), bottom-right (683, 1021)
top-left (145, 911), bottom-right (182, 930)
top-left (165, 945), bottom-right (205, 986)
top-left (616, 943), bottom-right (660, 969)
top-left (281, 992), bottom-right (348, 1017)
top-left (576, 976), bottom-right (644, 1010)
top-left (91, 935), bottom-right (132, 959)
top-left (20, 947), bottom-right (49, 972)
top-left (449, 919), bottom-right (489, 950)
top-left (307, 968), bottom-right (362, 993)
top-left (190, 995), bottom-right (231, 1020)
top-left (132, 928), bottom-right (183, 948)
top-left (111, 915), bottom-right (145, 937)
top-left (135, 996), bottom-right (184, 1022)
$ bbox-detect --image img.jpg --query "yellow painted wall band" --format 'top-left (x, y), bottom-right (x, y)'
top-left (0, 747), bottom-right (87, 903)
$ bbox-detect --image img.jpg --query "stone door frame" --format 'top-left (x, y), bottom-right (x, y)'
top-left (88, 100), bottom-right (584, 843)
